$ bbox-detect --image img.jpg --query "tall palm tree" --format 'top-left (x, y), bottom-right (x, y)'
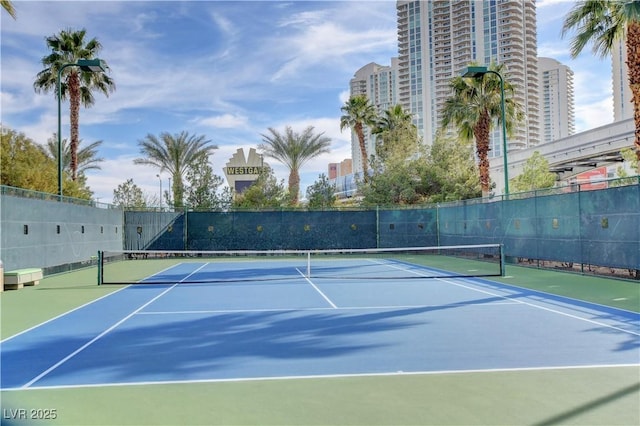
top-left (259, 126), bottom-right (331, 205)
top-left (340, 95), bottom-right (377, 181)
top-left (134, 131), bottom-right (218, 207)
top-left (372, 104), bottom-right (417, 163)
top-left (34, 28), bottom-right (115, 181)
top-left (440, 63), bottom-right (522, 195)
top-left (43, 135), bottom-right (104, 176)
top-left (562, 0), bottom-right (640, 172)
top-left (1, 0), bottom-right (16, 18)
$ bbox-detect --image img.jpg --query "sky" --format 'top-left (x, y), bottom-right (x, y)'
top-left (1, 0), bottom-right (615, 204)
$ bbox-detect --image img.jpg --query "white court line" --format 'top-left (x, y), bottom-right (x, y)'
top-left (0, 286), bottom-right (130, 343)
top-left (4, 363), bottom-right (638, 392)
top-left (20, 284), bottom-right (178, 389)
top-left (296, 267), bottom-right (338, 309)
top-left (137, 301), bottom-right (520, 315)
top-left (362, 259), bottom-right (640, 337)
top-left (21, 263), bottom-right (210, 389)
top-left (3, 258), bottom-right (200, 342)
top-left (433, 276), bottom-right (640, 337)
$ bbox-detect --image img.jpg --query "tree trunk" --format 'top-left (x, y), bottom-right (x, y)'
top-left (68, 72), bottom-right (81, 181)
top-left (474, 111), bottom-right (492, 195)
top-left (626, 21), bottom-right (640, 173)
top-left (355, 123), bottom-right (368, 182)
top-left (288, 169), bottom-right (300, 205)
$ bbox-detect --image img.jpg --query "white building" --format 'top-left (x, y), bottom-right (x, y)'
top-left (395, 0), bottom-right (540, 157)
top-left (538, 57), bottom-right (575, 144)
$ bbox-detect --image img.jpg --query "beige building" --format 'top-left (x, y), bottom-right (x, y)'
top-left (347, 60), bottom-right (399, 174)
top-left (328, 159), bottom-right (353, 179)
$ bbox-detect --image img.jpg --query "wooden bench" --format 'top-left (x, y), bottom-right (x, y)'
top-left (4, 268), bottom-right (43, 290)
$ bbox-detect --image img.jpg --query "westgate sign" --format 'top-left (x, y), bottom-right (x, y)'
top-left (225, 166), bottom-right (264, 175)
top-left (224, 148), bottom-right (267, 195)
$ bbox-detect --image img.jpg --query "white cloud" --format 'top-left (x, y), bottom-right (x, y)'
top-left (537, 42), bottom-right (571, 59)
top-left (278, 10), bottom-right (329, 27)
top-left (270, 22), bottom-right (396, 82)
top-left (195, 114), bottom-right (249, 129)
top-left (575, 97), bottom-right (614, 133)
top-left (338, 90), bottom-right (351, 105)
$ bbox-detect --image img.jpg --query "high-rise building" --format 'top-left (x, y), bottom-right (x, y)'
top-left (612, 39), bottom-right (633, 122)
top-left (396, 0), bottom-right (540, 157)
top-left (347, 60), bottom-right (399, 173)
top-left (538, 57), bottom-right (575, 144)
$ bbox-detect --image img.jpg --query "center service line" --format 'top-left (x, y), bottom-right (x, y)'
top-left (297, 267), bottom-right (338, 309)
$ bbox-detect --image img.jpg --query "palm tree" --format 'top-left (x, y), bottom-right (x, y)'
top-left (259, 126), bottom-right (331, 205)
top-left (440, 63), bottom-right (522, 195)
top-left (43, 135), bottom-right (104, 176)
top-left (34, 28), bottom-right (115, 181)
top-left (1, 0), bottom-right (16, 18)
top-left (134, 131), bottom-right (218, 207)
top-left (372, 104), bottom-right (417, 163)
top-left (340, 95), bottom-right (377, 181)
top-left (562, 0), bottom-right (640, 172)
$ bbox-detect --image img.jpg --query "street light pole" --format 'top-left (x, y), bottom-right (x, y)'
top-left (462, 66), bottom-right (510, 196)
top-left (57, 59), bottom-right (106, 198)
top-left (168, 177), bottom-right (172, 208)
top-left (156, 174), bottom-right (162, 209)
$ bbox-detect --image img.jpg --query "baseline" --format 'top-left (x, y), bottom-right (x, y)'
top-left (3, 363), bottom-right (637, 392)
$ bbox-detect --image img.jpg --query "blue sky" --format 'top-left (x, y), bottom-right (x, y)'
top-left (1, 0), bottom-right (614, 204)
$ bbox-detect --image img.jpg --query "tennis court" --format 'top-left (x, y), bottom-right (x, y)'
top-left (1, 246), bottom-right (639, 425)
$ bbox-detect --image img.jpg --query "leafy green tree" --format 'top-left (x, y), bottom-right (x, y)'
top-left (112, 179), bottom-right (147, 208)
top-left (340, 95), bottom-right (377, 181)
top-left (359, 106), bottom-right (428, 206)
top-left (2, 0), bottom-right (16, 18)
top-left (259, 126), bottom-right (331, 205)
top-left (509, 151), bottom-right (556, 193)
top-left (134, 131), bottom-right (218, 208)
top-left (1, 127), bottom-right (91, 198)
top-left (428, 133), bottom-right (482, 202)
top-left (184, 155), bottom-right (231, 210)
top-left (360, 157), bottom-right (431, 206)
top-left (306, 174), bottom-right (337, 209)
top-left (34, 28), bottom-right (115, 181)
top-left (232, 166), bottom-right (287, 209)
top-left (360, 131), bottom-right (484, 206)
top-left (1, 128), bottom-right (56, 191)
top-left (43, 134), bottom-right (104, 176)
top-left (613, 147), bottom-right (640, 186)
top-left (440, 62), bottom-right (522, 195)
top-left (563, 0), bottom-right (640, 172)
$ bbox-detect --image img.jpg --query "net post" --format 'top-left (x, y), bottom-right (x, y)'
top-left (499, 244), bottom-right (506, 277)
top-left (306, 251), bottom-right (311, 278)
top-left (97, 251), bottom-right (103, 285)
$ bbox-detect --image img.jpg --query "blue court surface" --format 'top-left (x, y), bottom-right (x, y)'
top-left (2, 260), bottom-right (639, 390)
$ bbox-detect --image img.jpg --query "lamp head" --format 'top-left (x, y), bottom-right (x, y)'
top-left (462, 66), bottom-right (488, 78)
top-left (77, 59), bottom-right (105, 73)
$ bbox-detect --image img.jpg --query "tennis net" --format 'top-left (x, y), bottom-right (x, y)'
top-left (98, 244), bottom-right (504, 285)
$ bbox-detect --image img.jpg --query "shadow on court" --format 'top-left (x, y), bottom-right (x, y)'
top-left (2, 279), bottom-right (639, 390)
top-left (2, 304), bottom-right (430, 388)
top-left (2, 293), bottom-right (525, 388)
